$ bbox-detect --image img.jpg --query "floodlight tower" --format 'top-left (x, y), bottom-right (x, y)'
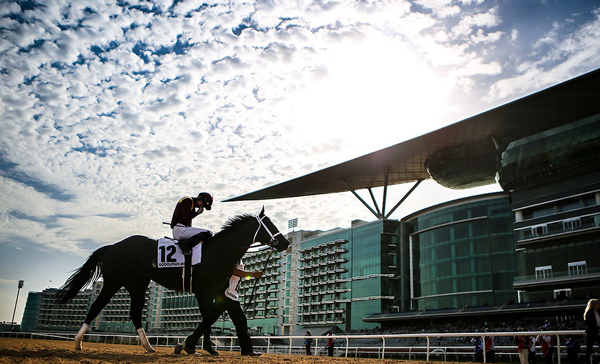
top-left (288, 218), bottom-right (298, 232)
top-left (11, 280), bottom-right (24, 331)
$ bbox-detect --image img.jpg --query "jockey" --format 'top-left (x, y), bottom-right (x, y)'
top-left (170, 192), bottom-right (213, 255)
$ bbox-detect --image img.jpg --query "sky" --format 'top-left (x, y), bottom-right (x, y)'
top-left (1, 0), bottom-right (599, 325)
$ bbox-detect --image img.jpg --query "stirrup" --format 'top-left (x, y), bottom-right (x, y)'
top-left (177, 241), bottom-right (192, 255)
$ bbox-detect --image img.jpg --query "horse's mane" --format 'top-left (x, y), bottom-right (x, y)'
top-left (214, 213), bottom-right (256, 237)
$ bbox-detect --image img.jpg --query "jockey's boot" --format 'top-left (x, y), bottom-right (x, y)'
top-left (178, 231), bottom-right (212, 255)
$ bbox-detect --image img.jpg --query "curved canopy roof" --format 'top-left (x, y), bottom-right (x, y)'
top-left (225, 68), bottom-right (600, 202)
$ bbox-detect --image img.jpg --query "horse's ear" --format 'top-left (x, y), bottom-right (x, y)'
top-left (260, 206), bottom-right (265, 216)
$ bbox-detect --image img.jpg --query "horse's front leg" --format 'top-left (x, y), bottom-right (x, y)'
top-left (197, 297), bottom-right (223, 356)
top-left (200, 310), bottom-right (221, 355)
top-left (177, 319), bottom-right (210, 355)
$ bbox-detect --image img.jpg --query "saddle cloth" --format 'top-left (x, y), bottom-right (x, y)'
top-left (157, 238), bottom-right (201, 268)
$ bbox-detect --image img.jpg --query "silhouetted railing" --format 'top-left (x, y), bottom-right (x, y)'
top-left (1, 329), bottom-right (595, 363)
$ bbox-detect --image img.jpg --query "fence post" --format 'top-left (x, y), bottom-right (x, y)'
top-left (483, 335), bottom-right (487, 363)
top-left (556, 334), bottom-right (561, 364)
top-left (345, 337), bottom-right (349, 358)
top-left (427, 336), bottom-right (430, 361)
top-left (382, 337), bottom-right (386, 359)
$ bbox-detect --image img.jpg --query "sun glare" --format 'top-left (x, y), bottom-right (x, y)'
top-left (290, 35), bottom-right (453, 159)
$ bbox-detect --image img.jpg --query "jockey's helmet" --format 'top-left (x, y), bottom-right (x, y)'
top-left (197, 192), bottom-right (213, 210)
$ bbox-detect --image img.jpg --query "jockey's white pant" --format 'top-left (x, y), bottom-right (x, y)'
top-left (172, 225), bottom-right (208, 240)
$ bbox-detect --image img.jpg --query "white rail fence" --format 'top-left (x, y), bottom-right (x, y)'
top-left (1, 330), bottom-right (593, 362)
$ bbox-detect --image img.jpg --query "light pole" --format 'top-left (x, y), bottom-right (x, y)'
top-left (11, 280), bottom-right (24, 332)
top-left (288, 218), bottom-right (298, 232)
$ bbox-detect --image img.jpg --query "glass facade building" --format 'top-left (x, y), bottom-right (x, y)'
top-left (296, 219), bottom-right (400, 333)
top-left (21, 282), bottom-right (158, 333)
top-left (21, 292), bottom-right (42, 331)
top-left (402, 193), bottom-right (517, 311)
top-left (503, 114), bottom-right (600, 303)
top-left (497, 114), bottom-right (600, 191)
top-left (25, 288), bottom-right (92, 331)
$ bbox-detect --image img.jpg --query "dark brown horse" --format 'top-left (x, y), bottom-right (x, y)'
top-left (55, 208), bottom-right (290, 354)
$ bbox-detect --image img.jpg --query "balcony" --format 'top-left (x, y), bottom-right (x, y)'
top-left (513, 267), bottom-right (600, 289)
top-left (515, 213), bottom-right (600, 245)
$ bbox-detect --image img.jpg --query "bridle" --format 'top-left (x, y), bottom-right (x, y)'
top-left (252, 214), bottom-right (283, 248)
top-left (244, 214), bottom-right (284, 313)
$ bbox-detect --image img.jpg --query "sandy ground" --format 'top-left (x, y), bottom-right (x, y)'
top-left (0, 337), bottom-right (452, 364)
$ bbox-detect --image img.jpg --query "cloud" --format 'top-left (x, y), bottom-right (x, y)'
top-left (0, 0), bottom-right (598, 262)
top-left (452, 6), bottom-right (501, 37)
top-left (486, 7), bottom-right (600, 101)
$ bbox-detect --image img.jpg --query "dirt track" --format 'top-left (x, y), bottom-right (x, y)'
top-left (0, 338), bottom-right (444, 363)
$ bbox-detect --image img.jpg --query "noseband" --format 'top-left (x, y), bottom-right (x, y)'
top-left (253, 214), bottom-right (283, 248)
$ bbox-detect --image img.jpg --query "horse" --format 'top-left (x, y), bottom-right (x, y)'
top-left (55, 207), bottom-right (290, 354)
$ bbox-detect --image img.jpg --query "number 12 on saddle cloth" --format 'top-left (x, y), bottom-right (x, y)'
top-left (157, 238), bottom-right (201, 268)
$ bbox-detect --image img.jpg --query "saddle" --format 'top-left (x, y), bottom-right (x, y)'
top-left (157, 238), bottom-right (202, 293)
top-left (176, 231), bottom-right (212, 255)
top-left (157, 238), bottom-right (202, 267)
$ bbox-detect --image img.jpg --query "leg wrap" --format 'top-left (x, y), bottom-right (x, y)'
top-left (137, 327), bottom-right (155, 353)
top-left (74, 323), bottom-right (89, 350)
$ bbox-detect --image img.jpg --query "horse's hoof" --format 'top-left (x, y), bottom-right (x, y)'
top-left (175, 340), bottom-right (196, 355)
top-left (205, 348), bottom-right (219, 356)
top-left (183, 345), bottom-right (196, 355)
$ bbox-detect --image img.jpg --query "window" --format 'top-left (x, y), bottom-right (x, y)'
top-left (554, 289), bottom-right (572, 300)
top-left (517, 290), bottom-right (525, 303)
top-left (535, 265), bottom-right (553, 279)
top-left (563, 218), bottom-right (582, 231)
top-left (568, 261), bottom-right (587, 275)
top-left (532, 225), bottom-right (548, 237)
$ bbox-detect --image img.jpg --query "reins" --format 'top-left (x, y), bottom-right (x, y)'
top-left (242, 214), bottom-right (281, 313)
top-left (243, 246), bottom-right (274, 314)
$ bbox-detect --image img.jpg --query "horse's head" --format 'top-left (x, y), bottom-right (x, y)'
top-left (254, 207), bottom-right (290, 252)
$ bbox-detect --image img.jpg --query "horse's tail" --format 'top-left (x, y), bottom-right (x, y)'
top-left (54, 245), bottom-right (112, 305)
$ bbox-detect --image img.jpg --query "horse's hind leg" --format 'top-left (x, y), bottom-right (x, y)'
top-left (126, 279), bottom-right (154, 353)
top-left (75, 282), bottom-right (121, 350)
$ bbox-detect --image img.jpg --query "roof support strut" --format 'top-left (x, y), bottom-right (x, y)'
top-left (385, 179), bottom-right (424, 219)
top-left (368, 188), bottom-right (382, 217)
top-left (345, 178), bottom-right (425, 220)
top-left (344, 181), bottom-right (381, 218)
top-left (382, 169), bottom-right (390, 218)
